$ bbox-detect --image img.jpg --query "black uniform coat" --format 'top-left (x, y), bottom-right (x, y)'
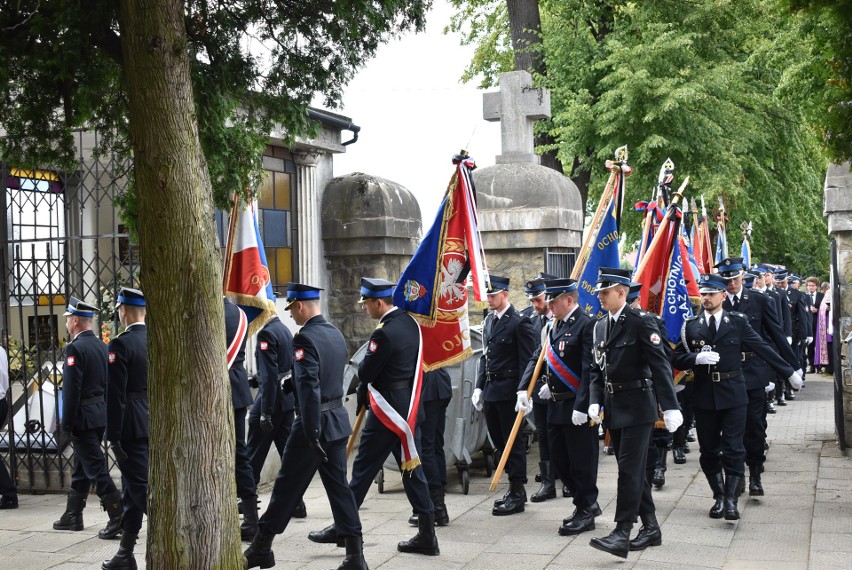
top-left (252, 316), bottom-right (295, 418)
top-left (106, 324), bottom-right (148, 441)
top-left (61, 330), bottom-right (109, 433)
top-left (358, 308), bottom-right (423, 420)
top-left (225, 299), bottom-right (253, 409)
top-left (477, 304), bottom-right (536, 402)
top-left (588, 306), bottom-right (678, 430)
top-left (767, 286), bottom-right (792, 338)
top-left (724, 290), bottom-right (798, 390)
top-left (519, 305), bottom-right (549, 404)
top-left (673, 311), bottom-right (796, 410)
top-left (787, 287), bottom-right (809, 344)
top-left (292, 314), bottom-right (351, 444)
top-left (520, 308), bottom-right (594, 425)
top-left (421, 366), bottom-right (452, 403)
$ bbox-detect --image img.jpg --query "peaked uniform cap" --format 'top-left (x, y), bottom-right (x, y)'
top-left (115, 287), bottom-right (146, 308)
top-left (543, 278), bottom-right (579, 301)
top-left (358, 277), bottom-right (395, 303)
top-left (487, 275), bottom-right (510, 294)
top-left (64, 297), bottom-right (99, 317)
top-left (698, 274), bottom-right (728, 293)
top-left (714, 257), bottom-right (745, 280)
top-left (594, 267), bottom-right (632, 292)
top-left (524, 272), bottom-right (557, 298)
top-left (285, 282), bottom-right (323, 309)
top-left (626, 281), bottom-right (643, 303)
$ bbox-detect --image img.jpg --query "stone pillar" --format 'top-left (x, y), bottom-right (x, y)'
top-left (824, 161), bottom-right (852, 447)
top-left (321, 173), bottom-right (421, 355)
top-left (294, 150), bottom-right (323, 287)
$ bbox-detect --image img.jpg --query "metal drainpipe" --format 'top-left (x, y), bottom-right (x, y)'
top-left (306, 109), bottom-right (361, 146)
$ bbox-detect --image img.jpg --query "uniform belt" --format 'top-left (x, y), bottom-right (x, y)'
top-left (710, 369), bottom-right (742, 382)
top-left (320, 398), bottom-right (343, 412)
top-left (81, 396), bottom-right (104, 405)
top-left (551, 390), bottom-right (576, 402)
top-left (127, 391), bottom-right (147, 400)
top-left (375, 381), bottom-right (410, 391)
top-left (741, 352), bottom-right (757, 361)
top-left (604, 379), bottom-right (652, 394)
top-left (486, 370), bottom-right (518, 380)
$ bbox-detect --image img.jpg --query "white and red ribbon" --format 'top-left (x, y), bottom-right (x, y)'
top-left (226, 306), bottom-right (248, 370)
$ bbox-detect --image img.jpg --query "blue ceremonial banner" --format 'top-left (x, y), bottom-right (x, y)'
top-left (579, 194), bottom-right (620, 318)
top-left (662, 230), bottom-right (694, 343)
top-left (741, 237), bottom-right (751, 268)
top-left (393, 198), bottom-right (445, 319)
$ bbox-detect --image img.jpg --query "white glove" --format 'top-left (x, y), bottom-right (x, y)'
top-left (588, 404), bottom-right (601, 423)
top-left (663, 409), bottom-right (684, 433)
top-left (472, 388), bottom-right (483, 412)
top-left (538, 383), bottom-right (551, 400)
top-left (807, 337), bottom-right (813, 345)
top-left (787, 336), bottom-right (793, 345)
top-left (765, 381), bottom-right (776, 393)
top-left (695, 351), bottom-right (720, 365)
top-left (788, 371), bottom-right (804, 390)
top-left (795, 368), bottom-right (803, 378)
top-left (515, 391), bottom-right (533, 415)
top-left (572, 410), bottom-right (588, 426)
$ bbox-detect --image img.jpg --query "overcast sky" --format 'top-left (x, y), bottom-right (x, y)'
top-left (331, 1), bottom-right (501, 225)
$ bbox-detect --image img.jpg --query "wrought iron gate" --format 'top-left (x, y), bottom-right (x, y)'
top-left (1, 130), bottom-right (140, 492)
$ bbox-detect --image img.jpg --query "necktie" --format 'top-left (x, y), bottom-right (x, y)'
top-left (607, 316), bottom-right (614, 339)
top-left (733, 295), bottom-right (740, 311)
top-left (709, 314), bottom-right (717, 336)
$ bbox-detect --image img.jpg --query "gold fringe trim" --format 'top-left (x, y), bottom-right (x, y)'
top-left (422, 348), bottom-right (473, 372)
top-left (225, 293), bottom-right (277, 338)
top-left (400, 457), bottom-right (422, 473)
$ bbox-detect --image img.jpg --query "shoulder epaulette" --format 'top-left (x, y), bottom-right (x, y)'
top-left (375, 322), bottom-right (384, 330)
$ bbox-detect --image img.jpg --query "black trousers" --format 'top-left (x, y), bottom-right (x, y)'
top-left (743, 388), bottom-right (768, 468)
top-left (484, 400), bottom-right (527, 483)
top-left (609, 423), bottom-right (654, 523)
top-left (70, 427), bottom-right (117, 497)
top-left (672, 383), bottom-right (694, 448)
top-left (247, 409), bottom-right (295, 485)
top-left (421, 398), bottom-right (450, 489)
top-left (259, 420), bottom-right (361, 537)
top-left (0, 400), bottom-right (16, 497)
top-left (233, 406), bottom-right (256, 500)
top-left (548, 421), bottom-right (598, 510)
top-left (116, 437), bottom-right (148, 533)
top-left (533, 401), bottom-right (550, 462)
top-left (350, 411), bottom-right (433, 514)
top-left (694, 405), bottom-right (747, 477)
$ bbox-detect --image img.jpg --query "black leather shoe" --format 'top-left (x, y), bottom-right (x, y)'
top-left (724, 475), bottom-right (741, 520)
top-left (767, 402), bottom-right (777, 414)
top-left (776, 396), bottom-right (787, 406)
top-left (706, 472), bottom-right (725, 519)
top-left (408, 512), bottom-right (418, 526)
top-left (562, 485), bottom-right (573, 498)
top-left (589, 523), bottom-right (632, 558)
top-left (749, 465), bottom-right (765, 496)
top-left (492, 481), bottom-right (526, 516)
top-left (682, 441), bottom-right (690, 453)
top-left (308, 524), bottom-right (345, 547)
top-left (0, 495), bottom-right (18, 509)
top-left (672, 447), bottom-right (686, 464)
top-left (397, 513), bottom-right (440, 555)
top-left (292, 499), bottom-right (307, 519)
top-left (562, 501), bottom-right (601, 525)
top-left (558, 508), bottom-right (595, 536)
top-left (244, 530), bottom-right (275, 569)
top-left (629, 515), bottom-right (661, 551)
top-left (492, 488), bottom-right (511, 508)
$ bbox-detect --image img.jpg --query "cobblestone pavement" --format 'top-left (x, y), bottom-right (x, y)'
top-left (1, 373), bottom-right (850, 569)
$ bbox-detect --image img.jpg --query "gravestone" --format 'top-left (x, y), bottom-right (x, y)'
top-left (475, 70), bottom-right (583, 312)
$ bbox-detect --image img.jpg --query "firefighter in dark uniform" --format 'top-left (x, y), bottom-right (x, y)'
top-left (224, 298), bottom-right (259, 541)
top-left (627, 283), bottom-right (674, 491)
top-left (586, 268), bottom-right (681, 558)
top-left (673, 274), bottom-right (802, 522)
top-left (716, 258), bottom-right (799, 497)
top-left (54, 297), bottom-right (123, 539)
top-left (520, 278), bottom-right (600, 536)
top-left (408, 367), bottom-right (452, 527)
top-left (519, 273), bottom-right (563, 503)
top-left (783, 273), bottom-right (809, 400)
top-left (245, 283), bottom-right (365, 570)
top-left (309, 277), bottom-right (439, 556)
top-left (246, 311), bottom-right (307, 521)
top-left (102, 288), bottom-right (149, 569)
top-left (764, 267), bottom-right (793, 406)
top-left (472, 275), bottom-right (536, 516)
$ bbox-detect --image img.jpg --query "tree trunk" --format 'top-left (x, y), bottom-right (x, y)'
top-left (117, 2), bottom-right (242, 568)
top-left (506, 0), bottom-right (563, 175)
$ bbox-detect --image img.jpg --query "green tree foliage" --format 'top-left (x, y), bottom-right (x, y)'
top-left (450, 0), bottom-right (829, 276)
top-left (0, 0), bottom-right (431, 212)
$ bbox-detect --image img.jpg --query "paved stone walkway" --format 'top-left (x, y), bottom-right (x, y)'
top-left (1, 374), bottom-right (850, 569)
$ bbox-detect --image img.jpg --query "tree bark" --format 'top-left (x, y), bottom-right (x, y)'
top-left (117, 2), bottom-right (242, 568)
top-left (505, 0), bottom-right (563, 175)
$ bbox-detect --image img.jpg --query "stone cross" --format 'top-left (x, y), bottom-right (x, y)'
top-left (483, 70), bottom-right (551, 165)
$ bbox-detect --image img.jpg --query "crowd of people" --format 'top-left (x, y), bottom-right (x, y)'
top-left (0, 257), bottom-right (834, 568)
